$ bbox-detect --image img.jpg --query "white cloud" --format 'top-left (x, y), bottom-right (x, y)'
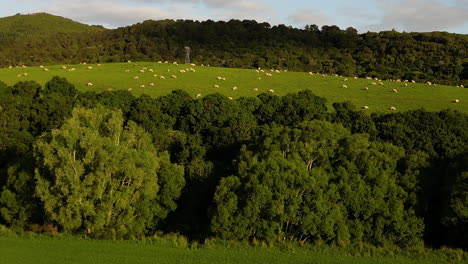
top-left (375, 0), bottom-right (468, 32)
top-left (287, 9), bottom-right (331, 28)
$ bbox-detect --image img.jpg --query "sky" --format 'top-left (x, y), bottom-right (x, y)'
top-left (1, 0), bottom-right (467, 33)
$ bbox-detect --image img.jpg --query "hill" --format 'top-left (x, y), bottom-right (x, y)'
top-left (0, 62), bottom-right (466, 113)
top-left (0, 18), bottom-right (466, 86)
top-left (0, 13), bottom-right (105, 37)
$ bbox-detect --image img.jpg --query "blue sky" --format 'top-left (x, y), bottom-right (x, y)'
top-left (1, 0), bottom-right (467, 33)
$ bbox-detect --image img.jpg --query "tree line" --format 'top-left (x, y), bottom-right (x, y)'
top-left (0, 77), bottom-right (466, 250)
top-left (0, 19), bottom-right (467, 86)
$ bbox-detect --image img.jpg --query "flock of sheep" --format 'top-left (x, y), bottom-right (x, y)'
top-left (7, 62), bottom-right (464, 110)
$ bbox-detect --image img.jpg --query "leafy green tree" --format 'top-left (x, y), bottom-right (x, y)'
top-left (34, 107), bottom-right (184, 237)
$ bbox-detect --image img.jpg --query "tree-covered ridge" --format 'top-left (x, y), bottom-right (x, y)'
top-left (0, 77), bottom-right (467, 251)
top-left (0, 13), bottom-right (105, 38)
top-left (0, 19), bottom-right (466, 86)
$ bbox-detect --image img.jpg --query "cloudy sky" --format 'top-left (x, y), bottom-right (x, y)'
top-left (2, 0), bottom-right (468, 33)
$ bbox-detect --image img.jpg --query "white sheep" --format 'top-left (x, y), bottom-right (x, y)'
top-left (88, 66), bottom-right (93, 69)
top-left (128, 88), bottom-right (133, 91)
top-left (269, 89), bottom-right (275, 93)
top-left (362, 106), bottom-right (369, 109)
top-left (149, 83), bottom-right (155, 86)
top-left (196, 93), bottom-right (202, 98)
top-left (171, 75), bottom-right (177, 79)
top-left (342, 84), bottom-right (348, 88)
top-left (160, 76), bottom-right (166, 79)
top-left (125, 69), bottom-right (130, 73)
top-left (253, 88), bottom-right (259, 91)
top-left (392, 89), bottom-right (398, 93)
top-left (364, 87), bottom-right (369, 90)
top-left (228, 97), bottom-right (233, 100)
top-left (389, 106), bottom-right (396, 110)
top-left (214, 84), bottom-right (219, 88)
top-left (140, 84), bottom-right (145, 88)
top-left (87, 82), bottom-right (93, 86)
top-left (232, 87), bottom-right (237, 91)
top-left (453, 99), bottom-right (460, 103)
top-left (133, 76), bottom-right (139, 80)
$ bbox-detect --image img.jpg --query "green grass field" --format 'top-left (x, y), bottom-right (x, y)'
top-left (0, 62), bottom-right (466, 113)
top-left (0, 234), bottom-right (459, 264)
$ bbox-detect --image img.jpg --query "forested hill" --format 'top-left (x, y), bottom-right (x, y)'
top-left (0, 18), bottom-right (467, 86)
top-left (0, 13), bottom-right (105, 37)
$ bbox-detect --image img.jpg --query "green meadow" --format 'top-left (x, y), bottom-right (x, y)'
top-left (0, 62), bottom-right (466, 113)
top-left (0, 234), bottom-right (461, 264)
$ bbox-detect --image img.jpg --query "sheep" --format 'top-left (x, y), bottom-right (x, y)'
top-left (214, 84), bottom-right (219, 88)
top-left (153, 74), bottom-right (158, 77)
top-left (344, 78), bottom-right (348, 81)
top-left (362, 106), bottom-right (369, 109)
top-left (127, 88), bottom-right (133, 91)
top-left (460, 85), bottom-right (465, 88)
top-left (342, 84), bottom-right (348, 88)
top-left (256, 70), bottom-right (260, 73)
top-left (232, 86), bottom-right (237, 90)
top-left (133, 76), bottom-right (139, 80)
top-left (97, 64), bottom-right (101, 67)
top-left (61, 66), bottom-right (66, 69)
top-left (149, 69), bottom-right (154, 72)
top-left (142, 67), bottom-right (147, 70)
top-left (139, 69), bottom-right (145, 73)
top-left (40, 65), bottom-right (44, 68)
top-left (179, 70), bottom-right (186, 73)
top-left (269, 89), bottom-right (275, 93)
top-left (404, 83), bottom-right (408, 87)
top-left (107, 88), bottom-right (113, 91)
top-left (190, 68), bottom-right (196, 72)
top-left (366, 77), bottom-right (372, 80)
top-left (228, 97), bottom-right (233, 100)
top-left (253, 88), bottom-right (259, 91)
top-left (125, 69), bottom-right (130, 73)
top-left (308, 72), bottom-right (313, 75)
top-left (217, 76), bottom-right (223, 80)
top-left (88, 66), bottom-right (93, 70)
top-left (86, 82), bottom-right (93, 86)
top-left (453, 99), bottom-right (460, 103)
top-left (173, 62), bottom-right (178, 65)
top-left (392, 89), bottom-right (398, 93)
top-left (389, 106), bottom-right (397, 111)
top-left (160, 76), bottom-right (166, 79)
top-left (17, 74), bottom-right (22, 77)
top-left (23, 73), bottom-right (28, 76)
top-left (149, 83), bottom-right (155, 86)
top-left (257, 77), bottom-right (262, 80)
top-left (364, 87), bottom-right (369, 90)
top-left (411, 80), bottom-right (416, 83)
top-left (371, 82), bottom-right (377, 85)
top-left (196, 93), bottom-right (202, 98)
top-left (190, 63), bottom-right (196, 66)
top-left (128, 60), bottom-right (132, 63)
top-left (43, 68), bottom-right (49, 72)
top-left (379, 82), bottom-right (384, 86)
top-left (354, 76), bottom-right (358, 79)
top-left (158, 61), bottom-right (162, 64)
top-left (140, 84), bottom-right (145, 88)
top-left (171, 75), bottom-right (177, 79)
top-left (426, 81), bottom-right (432, 86)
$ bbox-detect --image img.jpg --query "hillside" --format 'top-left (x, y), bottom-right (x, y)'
top-left (0, 18), bottom-right (466, 86)
top-left (0, 13), bottom-right (105, 37)
top-left (0, 62), bottom-right (466, 113)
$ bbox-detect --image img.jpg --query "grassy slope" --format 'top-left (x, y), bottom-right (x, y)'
top-left (0, 235), bottom-right (451, 264)
top-left (0, 13), bottom-right (104, 36)
top-left (0, 62), bottom-right (466, 113)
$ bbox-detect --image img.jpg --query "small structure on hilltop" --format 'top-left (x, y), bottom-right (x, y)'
top-left (185, 46), bottom-right (191, 64)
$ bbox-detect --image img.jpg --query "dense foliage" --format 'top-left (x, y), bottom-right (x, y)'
top-left (0, 77), bottom-right (467, 251)
top-left (0, 17), bottom-right (467, 86)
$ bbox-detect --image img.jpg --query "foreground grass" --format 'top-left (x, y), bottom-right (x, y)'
top-left (0, 232), bottom-right (465, 264)
top-left (0, 62), bottom-right (466, 113)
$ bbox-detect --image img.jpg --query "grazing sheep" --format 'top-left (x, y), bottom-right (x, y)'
top-left (127, 88), bottom-right (133, 91)
top-left (133, 76), bottom-right (139, 80)
top-left (257, 77), bottom-right (262, 80)
top-left (153, 74), bottom-right (158, 77)
top-left (453, 99), bottom-right (460, 103)
top-left (362, 106), bottom-right (369, 109)
top-left (125, 69), bottom-right (130, 73)
top-left (43, 68), bottom-right (49, 72)
top-left (427, 81), bottom-right (432, 86)
top-left (269, 89), bottom-right (275, 93)
top-left (364, 87), bottom-right (369, 90)
top-left (88, 66), bottom-right (93, 69)
top-left (354, 76), bottom-right (358, 79)
top-left (149, 83), bottom-right (155, 86)
top-left (40, 65), bottom-right (44, 68)
top-left (256, 70), bottom-right (260, 73)
top-left (217, 76), bottom-right (223, 80)
top-left (228, 97), bottom-right (233, 100)
top-left (97, 64), bottom-right (101, 67)
top-left (171, 75), bottom-right (177, 79)
top-left (149, 69), bottom-right (154, 72)
top-left (389, 106), bottom-right (396, 111)
top-left (160, 76), bottom-right (165, 79)
top-left (196, 93), bottom-right (202, 98)
top-left (253, 88), bottom-right (259, 91)
top-left (379, 82), bottom-right (384, 85)
top-left (107, 88), bottom-right (113, 91)
top-left (62, 66), bottom-right (67, 69)
top-left (411, 80), bottom-right (416, 83)
top-left (342, 84), bottom-right (348, 88)
top-left (140, 84), bottom-right (145, 88)
top-left (404, 83), bottom-right (408, 87)
top-left (308, 72), bottom-right (313, 75)
top-left (86, 82), bottom-right (93, 86)
top-left (214, 84), bottom-right (219, 88)
top-left (128, 60), bottom-right (132, 63)
top-left (232, 86), bottom-right (237, 90)
top-left (180, 70), bottom-right (186, 73)
top-left (190, 68), bottom-right (196, 72)
top-left (460, 85), bottom-right (465, 88)
top-left (371, 82), bottom-right (377, 85)
top-left (392, 89), bottom-right (398, 93)
top-left (139, 69), bottom-right (145, 73)
top-left (17, 74), bottom-right (22, 77)
top-left (158, 61), bottom-right (162, 64)
top-left (344, 78), bottom-right (348, 81)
